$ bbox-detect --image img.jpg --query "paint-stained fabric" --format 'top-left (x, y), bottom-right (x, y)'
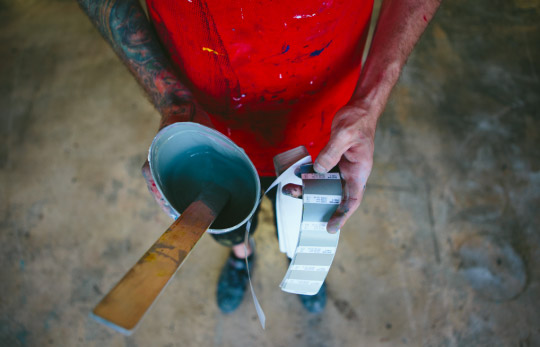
top-left (146, 0), bottom-right (374, 175)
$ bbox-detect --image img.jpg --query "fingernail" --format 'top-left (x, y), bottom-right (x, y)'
top-left (313, 162), bottom-right (327, 174)
top-left (327, 222), bottom-right (339, 234)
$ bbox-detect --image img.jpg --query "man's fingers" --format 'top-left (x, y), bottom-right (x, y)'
top-left (314, 133), bottom-right (352, 173)
top-left (327, 184), bottom-right (363, 233)
top-left (141, 160), bottom-right (179, 219)
top-left (282, 183), bottom-right (303, 199)
top-left (326, 158), bottom-right (368, 233)
top-left (327, 199), bottom-right (361, 233)
top-left (141, 160), bottom-right (164, 203)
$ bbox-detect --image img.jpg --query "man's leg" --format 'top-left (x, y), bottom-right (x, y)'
top-left (212, 177), bottom-right (326, 313)
top-left (211, 209), bottom-right (257, 313)
top-left (211, 177), bottom-right (274, 313)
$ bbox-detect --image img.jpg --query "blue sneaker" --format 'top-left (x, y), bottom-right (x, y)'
top-left (217, 250), bottom-right (255, 313)
top-left (298, 281), bottom-right (327, 313)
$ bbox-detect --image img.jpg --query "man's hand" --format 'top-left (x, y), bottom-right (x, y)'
top-left (280, 104), bottom-right (375, 233)
top-left (314, 104), bottom-right (377, 233)
top-left (311, 0), bottom-right (441, 232)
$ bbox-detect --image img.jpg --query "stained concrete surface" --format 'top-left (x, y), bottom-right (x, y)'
top-left (1, 0), bottom-right (539, 346)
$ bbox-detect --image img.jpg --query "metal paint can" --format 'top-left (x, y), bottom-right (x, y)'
top-left (148, 122), bottom-right (261, 234)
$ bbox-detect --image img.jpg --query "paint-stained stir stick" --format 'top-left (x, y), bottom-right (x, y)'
top-left (92, 183), bottom-right (229, 335)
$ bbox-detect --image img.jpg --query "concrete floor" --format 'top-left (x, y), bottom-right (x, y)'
top-left (1, 0), bottom-right (539, 346)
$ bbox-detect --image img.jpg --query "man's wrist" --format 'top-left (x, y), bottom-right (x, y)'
top-left (159, 98), bottom-right (197, 128)
top-left (348, 60), bottom-right (402, 121)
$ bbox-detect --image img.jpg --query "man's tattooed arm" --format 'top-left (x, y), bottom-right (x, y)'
top-left (77, 0), bottom-right (211, 127)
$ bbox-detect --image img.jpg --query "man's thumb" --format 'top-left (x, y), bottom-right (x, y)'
top-left (314, 136), bottom-right (349, 173)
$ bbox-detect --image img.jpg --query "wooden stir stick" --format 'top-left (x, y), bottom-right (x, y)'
top-left (91, 183), bottom-right (229, 335)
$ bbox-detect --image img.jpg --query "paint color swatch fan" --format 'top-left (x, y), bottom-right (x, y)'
top-left (273, 146), bottom-right (342, 295)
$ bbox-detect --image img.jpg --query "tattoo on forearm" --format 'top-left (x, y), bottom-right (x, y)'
top-left (76, 0), bottom-right (193, 118)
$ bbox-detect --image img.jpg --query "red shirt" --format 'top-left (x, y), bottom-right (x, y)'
top-left (146, 0), bottom-right (373, 175)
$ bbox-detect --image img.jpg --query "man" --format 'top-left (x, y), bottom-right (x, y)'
top-left (77, 0), bottom-right (440, 314)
